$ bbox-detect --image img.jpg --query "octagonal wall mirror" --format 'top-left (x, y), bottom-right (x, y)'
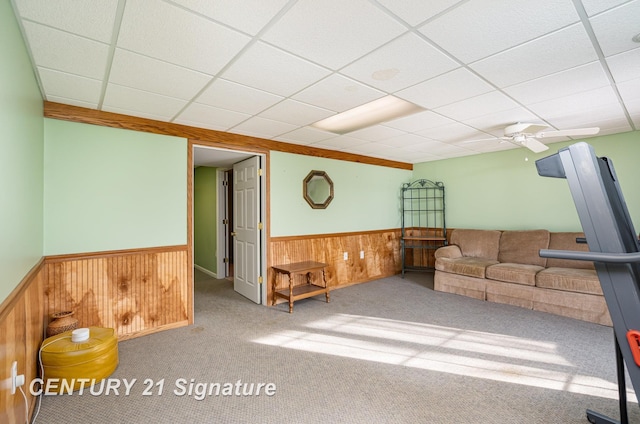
top-left (303, 170), bottom-right (334, 209)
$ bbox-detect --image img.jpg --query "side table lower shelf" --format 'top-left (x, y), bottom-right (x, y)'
top-left (272, 261), bottom-right (330, 313)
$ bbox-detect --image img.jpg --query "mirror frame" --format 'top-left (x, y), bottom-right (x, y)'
top-left (303, 170), bottom-right (334, 209)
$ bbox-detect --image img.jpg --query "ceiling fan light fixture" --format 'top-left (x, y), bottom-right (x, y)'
top-left (312, 95), bottom-right (425, 134)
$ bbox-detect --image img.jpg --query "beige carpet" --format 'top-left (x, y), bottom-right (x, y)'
top-left (33, 270), bottom-right (639, 423)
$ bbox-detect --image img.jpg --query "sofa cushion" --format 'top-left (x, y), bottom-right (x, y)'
top-left (450, 229), bottom-right (502, 260)
top-left (434, 245), bottom-right (462, 260)
top-left (435, 257), bottom-right (499, 278)
top-left (498, 230), bottom-right (549, 267)
top-left (486, 280), bottom-right (535, 309)
top-left (434, 271), bottom-right (487, 300)
top-left (533, 288), bottom-right (611, 326)
top-left (536, 267), bottom-right (602, 295)
top-left (485, 263), bottom-right (545, 286)
top-left (545, 232), bottom-right (594, 270)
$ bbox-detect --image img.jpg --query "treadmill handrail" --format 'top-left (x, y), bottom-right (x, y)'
top-left (539, 249), bottom-right (640, 263)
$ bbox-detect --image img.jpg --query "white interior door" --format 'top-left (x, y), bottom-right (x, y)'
top-left (232, 156), bottom-right (261, 304)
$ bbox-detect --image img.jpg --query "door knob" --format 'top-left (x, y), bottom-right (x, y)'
top-left (231, 232), bottom-right (237, 237)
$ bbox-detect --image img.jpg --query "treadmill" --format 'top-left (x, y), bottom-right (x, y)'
top-left (536, 142), bottom-right (640, 424)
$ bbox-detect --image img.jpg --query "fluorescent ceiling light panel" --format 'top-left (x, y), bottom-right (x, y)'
top-left (312, 95), bottom-right (426, 134)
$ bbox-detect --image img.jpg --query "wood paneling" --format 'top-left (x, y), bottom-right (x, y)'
top-left (44, 101), bottom-right (412, 171)
top-left (0, 260), bottom-right (45, 424)
top-left (44, 246), bottom-right (190, 340)
top-left (269, 229), bottom-right (401, 298)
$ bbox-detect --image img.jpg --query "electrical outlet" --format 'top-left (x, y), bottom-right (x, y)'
top-left (360, 250), bottom-right (364, 259)
top-left (11, 361), bottom-right (25, 394)
top-left (343, 252), bottom-right (348, 260)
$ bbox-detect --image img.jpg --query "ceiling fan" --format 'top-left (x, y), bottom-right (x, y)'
top-left (472, 123), bottom-right (600, 153)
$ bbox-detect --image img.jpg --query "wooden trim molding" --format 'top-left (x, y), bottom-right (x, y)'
top-left (271, 228), bottom-right (401, 242)
top-left (44, 101), bottom-right (412, 171)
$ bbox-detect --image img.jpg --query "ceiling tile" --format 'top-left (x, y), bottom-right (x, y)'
top-left (416, 122), bottom-right (486, 143)
top-left (221, 42), bottom-right (331, 97)
top-left (38, 68), bottom-right (102, 105)
top-left (617, 77), bottom-right (640, 102)
top-left (109, 49), bottom-right (212, 100)
top-left (310, 135), bottom-right (370, 150)
top-left (22, 22), bottom-right (109, 79)
top-left (397, 68), bottom-right (493, 109)
top-left (343, 141), bottom-right (394, 156)
top-left (546, 109), bottom-right (632, 133)
top-left (230, 116), bottom-right (298, 139)
top-left (471, 24), bottom-right (598, 88)
top-left (340, 33), bottom-right (459, 93)
top-left (13, 0), bottom-right (119, 42)
top-left (117, 0), bottom-right (250, 75)
top-left (462, 108), bottom-right (544, 135)
top-left (375, 0), bottom-right (465, 26)
top-left (101, 105), bottom-right (175, 122)
top-left (419, 0), bottom-right (579, 62)
top-left (589, 0), bottom-right (640, 56)
top-left (195, 78), bottom-right (283, 115)
top-left (262, 0), bottom-right (406, 70)
top-left (292, 74), bottom-right (384, 112)
top-left (527, 85), bottom-right (620, 119)
top-left (258, 99), bottom-right (334, 126)
top-left (434, 91), bottom-right (520, 122)
top-left (504, 61), bottom-right (610, 105)
top-left (347, 125), bottom-right (407, 142)
top-left (384, 110), bottom-right (454, 133)
top-left (275, 127), bottom-right (337, 145)
top-left (174, 102), bottom-right (251, 131)
top-left (380, 133), bottom-right (432, 148)
top-left (169, 0), bottom-right (290, 35)
top-left (102, 84), bottom-right (187, 120)
top-left (607, 48), bottom-right (640, 83)
top-left (580, 0), bottom-right (630, 16)
top-left (46, 95), bottom-right (98, 109)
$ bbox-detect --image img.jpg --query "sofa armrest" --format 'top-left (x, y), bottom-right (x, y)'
top-left (435, 245), bottom-right (462, 259)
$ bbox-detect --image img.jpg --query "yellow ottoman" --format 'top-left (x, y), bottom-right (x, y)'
top-left (41, 327), bottom-right (119, 393)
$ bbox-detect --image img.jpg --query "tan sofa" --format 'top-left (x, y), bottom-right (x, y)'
top-left (434, 229), bottom-right (611, 326)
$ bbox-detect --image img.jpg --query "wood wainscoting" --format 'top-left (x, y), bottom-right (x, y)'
top-left (269, 229), bottom-right (402, 299)
top-left (0, 245), bottom-right (191, 423)
top-left (44, 245), bottom-right (192, 341)
top-left (0, 259), bottom-right (45, 424)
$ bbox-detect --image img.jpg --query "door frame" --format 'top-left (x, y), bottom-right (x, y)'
top-left (188, 140), bottom-right (269, 308)
top-left (216, 168), bottom-right (230, 278)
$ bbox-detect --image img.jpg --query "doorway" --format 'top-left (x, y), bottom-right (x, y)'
top-left (192, 144), bottom-right (267, 305)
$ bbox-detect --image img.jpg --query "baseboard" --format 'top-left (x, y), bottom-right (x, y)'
top-left (194, 264), bottom-right (218, 279)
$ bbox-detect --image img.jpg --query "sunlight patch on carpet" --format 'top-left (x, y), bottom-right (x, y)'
top-left (252, 313), bottom-right (636, 402)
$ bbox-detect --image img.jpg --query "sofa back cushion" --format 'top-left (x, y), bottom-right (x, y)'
top-left (546, 232), bottom-right (595, 270)
top-left (450, 229), bottom-right (502, 260)
top-left (498, 230), bottom-right (550, 266)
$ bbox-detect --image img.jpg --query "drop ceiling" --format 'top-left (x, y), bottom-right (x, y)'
top-left (11, 0), bottom-right (640, 164)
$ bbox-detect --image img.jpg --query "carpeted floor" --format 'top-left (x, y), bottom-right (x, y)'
top-left (33, 270), bottom-right (639, 423)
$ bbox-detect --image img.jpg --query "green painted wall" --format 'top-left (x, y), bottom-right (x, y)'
top-left (43, 119), bottom-right (188, 254)
top-left (193, 166), bottom-right (218, 273)
top-left (0, 2), bottom-right (44, 303)
top-left (270, 151), bottom-right (412, 236)
top-left (413, 131), bottom-right (640, 232)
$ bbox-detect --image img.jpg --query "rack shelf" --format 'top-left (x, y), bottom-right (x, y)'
top-left (401, 179), bottom-right (446, 276)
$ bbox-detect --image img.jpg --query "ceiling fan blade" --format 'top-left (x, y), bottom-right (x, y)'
top-left (521, 137), bottom-right (549, 153)
top-left (536, 127), bottom-right (600, 138)
top-left (504, 123), bottom-right (547, 135)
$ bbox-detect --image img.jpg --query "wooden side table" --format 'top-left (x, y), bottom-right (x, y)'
top-left (272, 261), bottom-right (330, 313)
